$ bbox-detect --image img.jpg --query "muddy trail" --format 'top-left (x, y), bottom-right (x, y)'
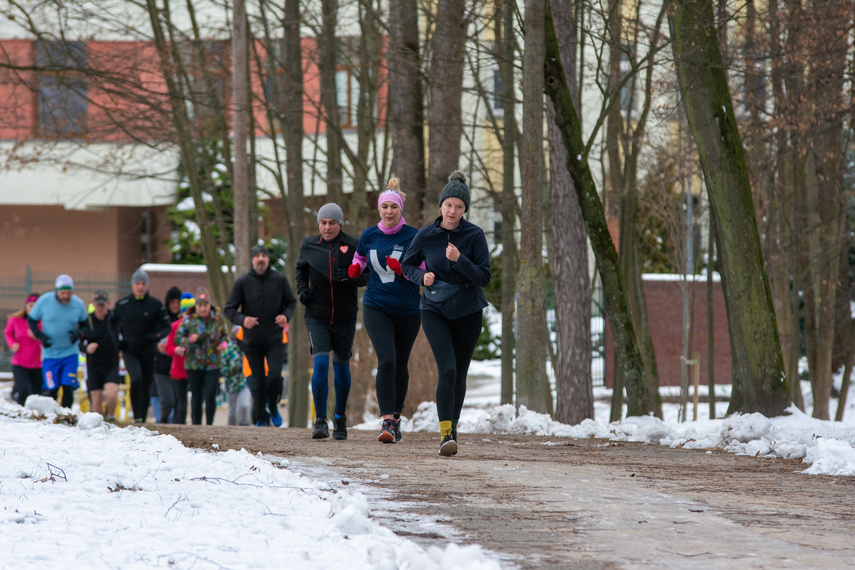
top-left (155, 424), bottom-right (855, 569)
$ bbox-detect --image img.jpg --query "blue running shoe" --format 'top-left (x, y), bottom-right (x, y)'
top-left (270, 408), bottom-right (283, 427)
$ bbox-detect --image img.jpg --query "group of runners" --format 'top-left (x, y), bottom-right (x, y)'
top-left (5, 171), bottom-right (491, 456)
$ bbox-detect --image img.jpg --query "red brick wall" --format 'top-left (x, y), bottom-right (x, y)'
top-left (142, 267), bottom-right (210, 307)
top-left (605, 277), bottom-right (732, 387)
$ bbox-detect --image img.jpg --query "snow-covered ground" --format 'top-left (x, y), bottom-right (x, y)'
top-left (0, 395), bottom-right (499, 570)
top-left (2, 362), bottom-right (855, 569)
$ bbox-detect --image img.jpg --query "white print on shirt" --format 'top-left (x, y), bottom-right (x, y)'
top-left (369, 247), bottom-right (403, 284)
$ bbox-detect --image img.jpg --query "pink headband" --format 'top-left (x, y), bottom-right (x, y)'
top-left (26, 294), bottom-right (39, 303)
top-left (377, 189), bottom-right (404, 212)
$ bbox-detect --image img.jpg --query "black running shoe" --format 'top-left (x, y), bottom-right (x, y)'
top-left (393, 418), bottom-right (402, 443)
top-left (378, 419), bottom-right (395, 443)
top-left (332, 415), bottom-right (347, 440)
top-left (312, 418), bottom-right (329, 439)
top-left (439, 435), bottom-right (458, 457)
top-left (451, 428), bottom-right (458, 455)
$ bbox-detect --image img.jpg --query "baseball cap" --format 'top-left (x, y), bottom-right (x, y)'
top-left (55, 274), bottom-right (74, 290)
top-left (93, 290), bottom-right (109, 305)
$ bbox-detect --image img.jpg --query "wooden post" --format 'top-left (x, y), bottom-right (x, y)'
top-left (692, 351), bottom-right (701, 421)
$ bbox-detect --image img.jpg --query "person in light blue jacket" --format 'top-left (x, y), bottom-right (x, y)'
top-left (401, 171), bottom-right (491, 457)
top-left (28, 274), bottom-right (88, 408)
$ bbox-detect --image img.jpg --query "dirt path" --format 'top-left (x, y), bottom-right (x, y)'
top-left (155, 424), bottom-right (855, 569)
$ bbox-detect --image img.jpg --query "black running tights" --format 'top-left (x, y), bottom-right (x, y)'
top-left (420, 309), bottom-right (482, 422)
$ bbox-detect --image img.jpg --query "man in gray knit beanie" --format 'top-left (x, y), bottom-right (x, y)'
top-left (131, 268), bottom-right (149, 286)
top-left (317, 203), bottom-right (344, 226)
top-left (438, 170), bottom-right (470, 212)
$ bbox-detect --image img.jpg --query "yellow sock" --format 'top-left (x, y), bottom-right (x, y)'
top-left (440, 420), bottom-right (453, 438)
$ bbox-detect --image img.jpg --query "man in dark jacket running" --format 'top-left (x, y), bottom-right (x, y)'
top-left (80, 290), bottom-right (120, 420)
top-left (225, 244), bottom-right (297, 427)
top-left (110, 268), bottom-right (172, 423)
top-left (296, 203), bottom-right (368, 440)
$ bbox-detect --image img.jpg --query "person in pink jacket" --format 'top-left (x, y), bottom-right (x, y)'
top-left (162, 293), bottom-right (193, 424)
top-left (4, 293), bottom-right (43, 405)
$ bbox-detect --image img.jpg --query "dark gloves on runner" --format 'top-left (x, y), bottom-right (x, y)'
top-left (299, 289), bottom-right (314, 306)
top-left (37, 332), bottom-right (52, 348)
top-left (333, 268), bottom-right (350, 282)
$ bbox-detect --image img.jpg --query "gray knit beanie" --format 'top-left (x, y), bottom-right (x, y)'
top-left (438, 171), bottom-right (470, 212)
top-left (131, 268), bottom-right (149, 286)
top-left (317, 203), bottom-right (344, 226)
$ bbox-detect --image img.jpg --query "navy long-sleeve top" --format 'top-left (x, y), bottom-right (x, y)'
top-left (401, 216), bottom-right (491, 320)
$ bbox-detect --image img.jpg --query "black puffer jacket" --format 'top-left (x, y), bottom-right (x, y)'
top-left (296, 231), bottom-right (367, 324)
top-left (110, 292), bottom-right (172, 356)
top-left (155, 286), bottom-right (183, 375)
top-left (225, 267), bottom-right (296, 348)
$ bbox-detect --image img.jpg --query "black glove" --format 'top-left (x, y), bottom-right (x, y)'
top-left (299, 289), bottom-right (313, 306)
top-left (333, 268), bottom-right (350, 282)
top-left (36, 332), bottom-right (52, 348)
top-left (68, 329), bottom-right (81, 344)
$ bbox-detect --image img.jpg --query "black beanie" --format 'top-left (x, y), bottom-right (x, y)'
top-left (250, 244), bottom-right (270, 257)
top-left (438, 170), bottom-right (470, 212)
top-left (165, 286), bottom-right (183, 304)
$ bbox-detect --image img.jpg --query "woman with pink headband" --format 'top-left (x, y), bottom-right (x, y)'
top-left (4, 293), bottom-right (43, 405)
top-left (349, 178), bottom-right (422, 443)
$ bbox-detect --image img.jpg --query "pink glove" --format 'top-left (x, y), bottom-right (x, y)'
top-left (386, 256), bottom-right (403, 276)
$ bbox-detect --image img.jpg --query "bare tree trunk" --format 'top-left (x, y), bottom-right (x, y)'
top-left (232, 0), bottom-right (250, 275)
top-left (669, 0), bottom-right (789, 416)
top-left (604, 0), bottom-right (665, 419)
top-left (544, 6), bottom-right (649, 417)
top-left (320, 0), bottom-right (343, 203)
top-left (516, 0), bottom-right (550, 414)
top-left (347, 0), bottom-right (381, 229)
top-left (802, 0), bottom-right (848, 419)
top-left (282, 0), bottom-right (309, 428)
top-left (707, 221), bottom-right (716, 418)
top-left (143, 0), bottom-right (228, 307)
top-left (497, 0), bottom-right (518, 407)
top-left (426, 0), bottom-right (467, 221)
top-left (548, 0), bottom-right (592, 424)
top-left (388, 0), bottom-right (426, 224)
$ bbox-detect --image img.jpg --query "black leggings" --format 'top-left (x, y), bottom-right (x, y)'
top-left (187, 369), bottom-right (220, 425)
top-left (124, 351), bottom-right (155, 422)
top-left (243, 342), bottom-right (284, 425)
top-left (420, 309), bottom-right (482, 422)
top-left (12, 365), bottom-right (42, 406)
top-left (363, 306), bottom-right (421, 416)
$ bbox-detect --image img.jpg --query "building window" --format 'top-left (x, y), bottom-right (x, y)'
top-left (35, 40), bottom-right (88, 137)
top-left (492, 69), bottom-right (504, 111)
top-left (336, 67), bottom-right (359, 128)
top-left (619, 46), bottom-right (635, 117)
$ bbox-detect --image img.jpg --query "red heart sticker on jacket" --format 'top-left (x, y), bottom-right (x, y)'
top-left (340, 245), bottom-right (349, 253)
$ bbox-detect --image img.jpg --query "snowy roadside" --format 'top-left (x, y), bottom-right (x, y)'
top-left (0, 397), bottom-right (500, 570)
top-left (366, 369), bottom-right (855, 477)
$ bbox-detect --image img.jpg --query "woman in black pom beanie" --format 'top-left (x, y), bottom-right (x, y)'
top-left (401, 171), bottom-right (491, 456)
